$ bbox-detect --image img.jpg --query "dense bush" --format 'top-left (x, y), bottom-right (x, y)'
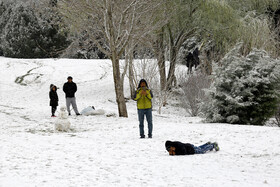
top-left (1, 4), bottom-right (42, 58)
top-left (201, 44), bottom-right (280, 125)
top-left (0, 2), bottom-right (70, 58)
top-left (60, 31), bottom-right (106, 59)
top-left (274, 104), bottom-right (280, 127)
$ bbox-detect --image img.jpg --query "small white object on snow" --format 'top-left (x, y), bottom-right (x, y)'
top-left (55, 106), bottom-right (71, 132)
top-left (80, 106), bottom-right (105, 116)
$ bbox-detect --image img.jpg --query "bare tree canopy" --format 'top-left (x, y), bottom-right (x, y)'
top-left (58, 0), bottom-right (164, 117)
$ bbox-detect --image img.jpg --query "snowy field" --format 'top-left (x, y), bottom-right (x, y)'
top-left (0, 57), bottom-right (280, 187)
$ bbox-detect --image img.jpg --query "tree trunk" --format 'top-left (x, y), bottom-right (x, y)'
top-left (152, 27), bottom-right (166, 91)
top-left (107, 2), bottom-right (128, 117)
top-left (158, 53), bottom-right (166, 91)
top-left (155, 29), bottom-right (166, 91)
top-left (125, 41), bottom-right (136, 99)
top-left (128, 51), bottom-right (135, 99)
top-left (166, 45), bottom-right (177, 89)
top-left (166, 23), bottom-right (178, 90)
top-left (111, 53), bottom-right (128, 117)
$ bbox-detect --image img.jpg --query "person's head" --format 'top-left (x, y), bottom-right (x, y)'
top-left (138, 79), bottom-right (148, 89)
top-left (168, 147), bottom-right (176, 156)
top-left (140, 81), bottom-right (146, 87)
top-left (67, 76), bottom-right (73, 82)
top-left (50, 84), bottom-right (56, 91)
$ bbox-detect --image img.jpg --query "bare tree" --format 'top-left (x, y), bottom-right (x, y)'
top-left (58, 0), bottom-right (162, 117)
top-left (144, 0), bottom-right (201, 92)
top-left (125, 40), bottom-right (136, 99)
top-left (152, 81), bottom-right (172, 114)
top-left (179, 72), bottom-right (211, 116)
top-left (164, 0), bottom-right (201, 89)
top-left (153, 27), bottom-right (167, 91)
top-left (135, 27), bottom-right (167, 92)
top-left (131, 58), bottom-right (170, 114)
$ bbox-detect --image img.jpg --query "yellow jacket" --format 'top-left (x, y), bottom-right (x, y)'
top-left (134, 87), bottom-right (153, 109)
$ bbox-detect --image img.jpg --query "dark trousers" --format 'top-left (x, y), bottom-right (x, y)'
top-left (138, 108), bottom-right (153, 137)
top-left (51, 106), bottom-right (57, 116)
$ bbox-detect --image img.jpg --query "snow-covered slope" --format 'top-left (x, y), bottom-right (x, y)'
top-left (0, 57), bottom-right (279, 187)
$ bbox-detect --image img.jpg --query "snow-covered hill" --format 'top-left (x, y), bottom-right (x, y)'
top-left (0, 57), bottom-right (279, 187)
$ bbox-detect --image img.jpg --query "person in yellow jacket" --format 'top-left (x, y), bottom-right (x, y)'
top-left (134, 79), bottom-right (153, 138)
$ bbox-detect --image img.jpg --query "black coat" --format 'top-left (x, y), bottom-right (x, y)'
top-left (49, 90), bottom-right (58, 106)
top-left (165, 141), bottom-right (195, 155)
top-left (63, 81), bottom-right (77, 98)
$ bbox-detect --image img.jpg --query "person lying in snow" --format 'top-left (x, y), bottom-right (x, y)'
top-left (165, 140), bottom-right (219, 156)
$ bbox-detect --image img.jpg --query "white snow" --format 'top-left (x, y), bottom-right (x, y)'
top-left (0, 57), bottom-right (280, 187)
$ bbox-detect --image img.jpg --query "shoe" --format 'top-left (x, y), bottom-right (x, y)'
top-left (148, 135), bottom-right (152, 138)
top-left (68, 113), bottom-right (71, 116)
top-left (76, 113), bottom-right (81, 116)
top-left (213, 142), bottom-right (219, 151)
top-left (51, 115), bottom-right (56, 117)
top-left (140, 135), bottom-right (145, 139)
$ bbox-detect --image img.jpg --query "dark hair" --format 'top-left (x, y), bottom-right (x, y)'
top-left (165, 140), bottom-right (172, 151)
top-left (137, 79), bottom-right (149, 89)
top-left (67, 76), bottom-right (73, 80)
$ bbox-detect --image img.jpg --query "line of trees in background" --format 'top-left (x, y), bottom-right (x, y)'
top-left (1, 0), bottom-right (280, 125)
top-left (1, 0), bottom-right (279, 61)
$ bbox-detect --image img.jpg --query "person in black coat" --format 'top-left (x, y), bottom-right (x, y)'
top-left (63, 76), bottom-right (80, 115)
top-left (165, 140), bottom-right (219, 156)
top-left (49, 84), bottom-right (58, 117)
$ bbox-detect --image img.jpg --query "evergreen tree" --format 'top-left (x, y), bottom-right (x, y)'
top-left (0, 2), bottom-right (10, 56)
top-left (0, 1), bottom-right (70, 58)
top-left (201, 44), bottom-right (280, 125)
top-left (1, 4), bottom-right (43, 58)
top-left (35, 1), bottom-right (70, 58)
top-left (61, 30), bottom-right (106, 59)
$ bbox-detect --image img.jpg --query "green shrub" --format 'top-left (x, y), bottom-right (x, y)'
top-left (201, 44), bottom-right (280, 125)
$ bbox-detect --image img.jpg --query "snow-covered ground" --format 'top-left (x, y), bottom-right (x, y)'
top-left (0, 57), bottom-right (279, 187)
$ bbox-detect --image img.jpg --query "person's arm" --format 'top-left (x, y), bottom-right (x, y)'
top-left (63, 83), bottom-right (66, 93)
top-left (134, 89), bottom-right (141, 101)
top-left (146, 89), bottom-right (153, 100)
top-left (55, 92), bottom-right (59, 101)
top-left (74, 83), bottom-right (77, 93)
top-left (49, 92), bottom-right (52, 99)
